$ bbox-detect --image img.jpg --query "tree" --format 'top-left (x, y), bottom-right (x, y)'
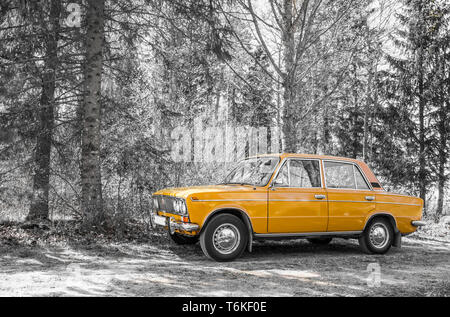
top-left (240, 0), bottom-right (355, 152)
top-left (27, 0), bottom-right (61, 221)
top-left (427, 0), bottom-right (450, 218)
top-left (381, 0), bottom-right (443, 210)
top-left (81, 0), bottom-right (106, 229)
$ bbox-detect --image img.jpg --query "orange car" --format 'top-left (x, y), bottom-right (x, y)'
top-left (152, 153), bottom-right (425, 261)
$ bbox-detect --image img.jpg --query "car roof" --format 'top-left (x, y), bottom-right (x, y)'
top-left (247, 153), bottom-right (383, 190)
top-left (248, 153), bottom-right (361, 163)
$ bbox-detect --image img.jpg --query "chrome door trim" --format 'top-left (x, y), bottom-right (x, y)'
top-left (375, 201), bottom-right (422, 206)
top-left (254, 230), bottom-right (363, 239)
top-left (191, 198), bottom-right (266, 202)
top-left (327, 200), bottom-right (375, 203)
top-left (268, 199), bottom-right (326, 202)
top-left (191, 198), bottom-right (420, 207)
top-left (192, 198), bottom-right (326, 202)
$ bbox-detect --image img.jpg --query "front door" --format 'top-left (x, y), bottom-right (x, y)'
top-left (268, 159), bottom-right (328, 233)
top-left (323, 160), bottom-right (376, 231)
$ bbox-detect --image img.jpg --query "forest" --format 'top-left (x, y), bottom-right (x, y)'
top-left (0, 0), bottom-right (449, 232)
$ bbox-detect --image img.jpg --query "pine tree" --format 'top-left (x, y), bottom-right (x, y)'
top-left (379, 0), bottom-right (439, 209)
top-left (81, 0), bottom-right (106, 229)
top-left (27, 0), bottom-right (61, 222)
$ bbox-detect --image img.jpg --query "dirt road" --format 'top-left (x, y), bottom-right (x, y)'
top-left (0, 234), bottom-right (449, 297)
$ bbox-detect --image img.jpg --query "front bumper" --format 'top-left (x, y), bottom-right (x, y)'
top-left (170, 220), bottom-right (199, 232)
top-left (411, 220), bottom-right (426, 227)
top-left (152, 213), bottom-right (199, 233)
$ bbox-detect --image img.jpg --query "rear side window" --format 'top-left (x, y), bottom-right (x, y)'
top-left (324, 161), bottom-right (370, 190)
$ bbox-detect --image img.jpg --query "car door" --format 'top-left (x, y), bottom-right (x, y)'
top-left (323, 160), bottom-right (375, 232)
top-left (268, 158), bottom-right (328, 233)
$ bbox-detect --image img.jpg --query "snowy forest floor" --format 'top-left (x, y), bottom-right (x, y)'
top-left (0, 222), bottom-right (449, 297)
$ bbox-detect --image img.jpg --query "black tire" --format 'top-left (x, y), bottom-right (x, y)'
top-left (359, 217), bottom-right (394, 254)
top-left (307, 237), bottom-right (332, 245)
top-left (200, 214), bottom-right (248, 262)
top-left (168, 231), bottom-right (199, 245)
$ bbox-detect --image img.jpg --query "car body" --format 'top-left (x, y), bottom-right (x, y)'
top-left (151, 153), bottom-right (425, 261)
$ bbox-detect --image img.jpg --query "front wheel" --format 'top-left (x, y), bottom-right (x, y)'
top-left (359, 218), bottom-right (394, 254)
top-left (200, 214), bottom-right (248, 262)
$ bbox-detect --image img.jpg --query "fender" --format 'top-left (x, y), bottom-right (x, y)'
top-left (201, 207), bottom-right (254, 252)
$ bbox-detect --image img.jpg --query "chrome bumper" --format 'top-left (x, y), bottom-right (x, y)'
top-left (152, 213), bottom-right (199, 232)
top-left (411, 220), bottom-right (426, 227)
top-left (170, 220), bottom-right (199, 232)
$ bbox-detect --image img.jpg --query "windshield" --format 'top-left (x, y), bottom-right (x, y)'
top-left (221, 157), bottom-right (280, 186)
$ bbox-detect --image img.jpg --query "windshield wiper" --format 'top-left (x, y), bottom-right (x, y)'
top-left (218, 182), bottom-right (255, 186)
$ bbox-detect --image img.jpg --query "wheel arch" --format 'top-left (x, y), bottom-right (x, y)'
top-left (363, 212), bottom-right (398, 232)
top-left (200, 207), bottom-right (254, 252)
top-left (363, 212), bottom-right (401, 247)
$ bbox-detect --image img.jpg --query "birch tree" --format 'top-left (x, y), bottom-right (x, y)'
top-left (241, 0), bottom-right (354, 152)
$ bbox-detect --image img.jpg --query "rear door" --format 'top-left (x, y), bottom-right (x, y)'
top-left (268, 158), bottom-right (328, 233)
top-left (323, 160), bottom-right (375, 232)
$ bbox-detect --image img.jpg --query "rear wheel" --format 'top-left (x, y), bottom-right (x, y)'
top-left (307, 237), bottom-right (332, 245)
top-left (359, 218), bottom-right (393, 254)
top-left (168, 231), bottom-right (199, 245)
top-left (200, 214), bottom-right (248, 262)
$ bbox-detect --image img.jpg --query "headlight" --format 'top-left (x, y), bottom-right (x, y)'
top-left (174, 198), bottom-right (188, 216)
top-left (174, 199), bottom-right (180, 212)
top-left (180, 201), bottom-right (187, 215)
top-left (153, 197), bottom-right (159, 210)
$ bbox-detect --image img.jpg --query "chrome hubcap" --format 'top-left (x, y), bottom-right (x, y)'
top-left (369, 223), bottom-right (389, 249)
top-left (213, 223), bottom-right (240, 254)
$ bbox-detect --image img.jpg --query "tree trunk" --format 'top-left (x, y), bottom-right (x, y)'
top-left (322, 102), bottom-right (330, 154)
top-left (436, 149), bottom-right (445, 218)
top-left (418, 44), bottom-right (427, 211)
top-left (81, 0), bottom-right (105, 229)
top-left (417, 3), bottom-right (427, 212)
top-left (436, 52), bottom-right (449, 218)
top-left (27, 0), bottom-right (61, 222)
top-left (352, 63), bottom-right (359, 159)
top-left (281, 0), bottom-right (296, 152)
top-left (363, 63), bottom-right (374, 162)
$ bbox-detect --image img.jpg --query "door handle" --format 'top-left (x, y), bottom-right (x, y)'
top-left (365, 196), bottom-right (375, 201)
top-left (315, 194), bottom-right (326, 200)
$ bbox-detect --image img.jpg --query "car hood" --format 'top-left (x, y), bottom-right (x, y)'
top-left (152, 185), bottom-right (255, 199)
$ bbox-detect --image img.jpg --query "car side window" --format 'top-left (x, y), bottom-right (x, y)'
top-left (275, 160), bottom-right (321, 188)
top-left (290, 160), bottom-right (321, 187)
top-left (324, 161), bottom-right (355, 189)
top-left (354, 166), bottom-right (370, 190)
top-left (324, 161), bottom-right (370, 190)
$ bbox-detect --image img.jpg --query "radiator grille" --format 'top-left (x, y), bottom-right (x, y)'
top-left (155, 195), bottom-right (175, 213)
